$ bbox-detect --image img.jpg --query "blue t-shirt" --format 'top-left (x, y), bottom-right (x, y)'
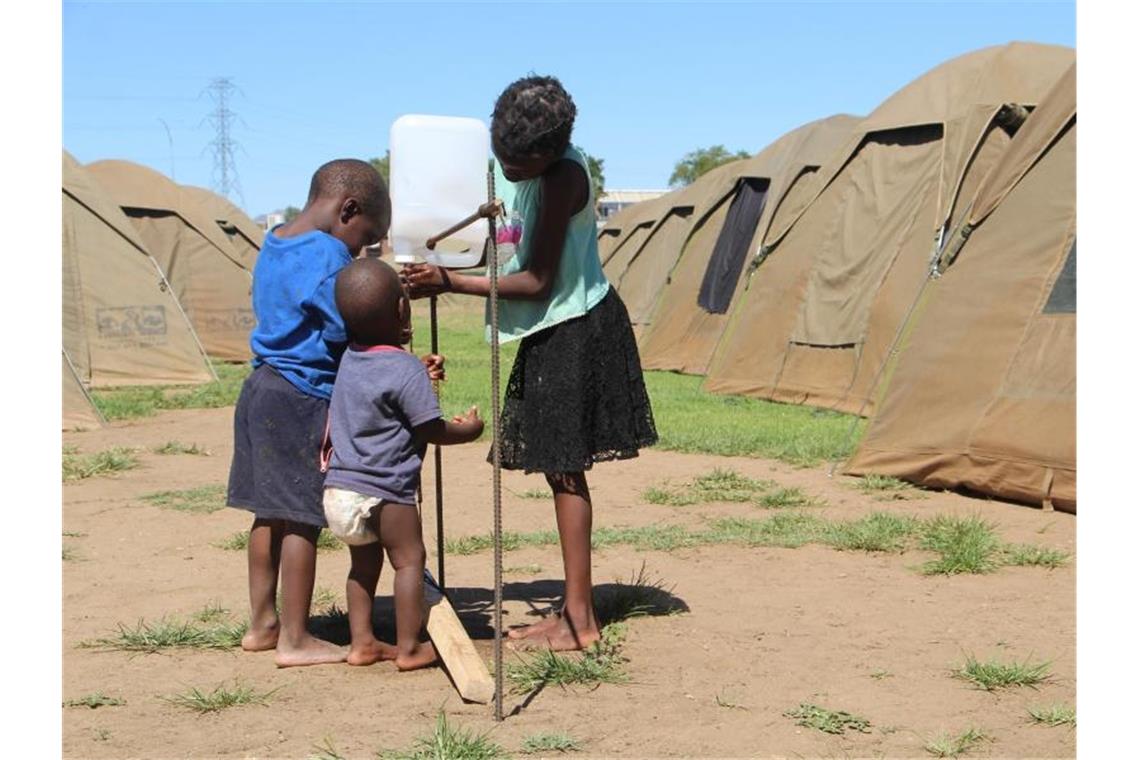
top-left (249, 230), bottom-right (351, 399)
top-left (323, 346), bottom-right (442, 505)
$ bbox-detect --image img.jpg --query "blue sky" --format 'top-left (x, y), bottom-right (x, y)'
top-left (63, 1), bottom-right (1075, 217)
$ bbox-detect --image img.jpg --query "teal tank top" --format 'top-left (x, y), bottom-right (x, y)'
top-left (486, 145), bottom-right (611, 344)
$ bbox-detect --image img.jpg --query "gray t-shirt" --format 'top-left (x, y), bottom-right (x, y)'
top-left (324, 346), bottom-right (441, 504)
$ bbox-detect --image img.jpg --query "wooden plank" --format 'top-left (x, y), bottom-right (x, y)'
top-left (423, 570), bottom-right (494, 704)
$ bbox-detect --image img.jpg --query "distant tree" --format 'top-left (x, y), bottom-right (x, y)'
top-left (284, 205), bottom-right (301, 222)
top-left (581, 151), bottom-right (606, 203)
top-left (370, 152), bottom-right (390, 184)
top-left (669, 145), bottom-right (751, 187)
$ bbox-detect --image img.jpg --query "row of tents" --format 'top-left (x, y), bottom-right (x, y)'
top-left (62, 152), bottom-right (263, 429)
top-left (598, 42), bottom-right (1076, 512)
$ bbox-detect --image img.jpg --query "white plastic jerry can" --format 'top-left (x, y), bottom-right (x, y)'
top-left (389, 114), bottom-right (489, 268)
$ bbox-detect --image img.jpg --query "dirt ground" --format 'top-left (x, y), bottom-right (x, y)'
top-left (62, 406), bottom-right (1075, 759)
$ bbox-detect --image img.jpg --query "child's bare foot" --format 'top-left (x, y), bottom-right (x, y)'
top-left (347, 639), bottom-right (398, 666)
top-left (241, 622), bottom-right (279, 652)
top-left (274, 634), bottom-right (348, 667)
top-left (395, 642), bottom-right (438, 671)
top-left (539, 619), bottom-right (601, 651)
top-left (512, 612), bottom-right (600, 652)
top-left (506, 613), bottom-right (561, 640)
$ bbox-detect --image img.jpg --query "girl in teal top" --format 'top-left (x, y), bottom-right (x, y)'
top-left (405, 75), bottom-right (657, 651)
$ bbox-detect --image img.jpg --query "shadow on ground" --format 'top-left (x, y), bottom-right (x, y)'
top-left (309, 578), bottom-right (690, 645)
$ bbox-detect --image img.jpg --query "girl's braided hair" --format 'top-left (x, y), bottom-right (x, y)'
top-left (491, 75), bottom-right (577, 160)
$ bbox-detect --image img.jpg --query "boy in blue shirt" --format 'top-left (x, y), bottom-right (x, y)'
top-left (226, 159), bottom-right (442, 667)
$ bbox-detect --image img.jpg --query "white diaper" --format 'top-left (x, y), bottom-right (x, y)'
top-left (322, 487), bottom-right (383, 545)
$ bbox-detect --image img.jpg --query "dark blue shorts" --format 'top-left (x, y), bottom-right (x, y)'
top-left (226, 364), bottom-right (329, 527)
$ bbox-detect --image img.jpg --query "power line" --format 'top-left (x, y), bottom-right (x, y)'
top-left (201, 77), bottom-right (246, 209)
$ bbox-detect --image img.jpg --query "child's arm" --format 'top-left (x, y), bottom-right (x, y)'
top-left (403, 159), bottom-right (589, 301)
top-left (414, 406), bottom-right (484, 446)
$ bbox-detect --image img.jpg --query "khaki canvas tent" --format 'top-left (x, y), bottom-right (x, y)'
top-left (638, 114), bottom-right (859, 374)
top-left (85, 160), bottom-right (256, 362)
top-left (62, 151), bottom-right (214, 388)
top-left (601, 193), bottom-right (670, 282)
top-left (181, 185), bottom-right (263, 271)
top-left (63, 351), bottom-right (104, 431)
top-left (846, 63), bottom-right (1076, 512)
top-left (606, 176), bottom-right (711, 330)
top-left (705, 43), bottom-right (1074, 415)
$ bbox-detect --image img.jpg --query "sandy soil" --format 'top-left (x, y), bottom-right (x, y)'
top-left (62, 406), bottom-right (1075, 759)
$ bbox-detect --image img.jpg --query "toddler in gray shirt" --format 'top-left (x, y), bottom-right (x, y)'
top-left (323, 257), bottom-right (483, 671)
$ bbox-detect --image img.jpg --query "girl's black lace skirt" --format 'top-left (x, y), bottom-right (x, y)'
top-left (492, 287), bottom-right (658, 474)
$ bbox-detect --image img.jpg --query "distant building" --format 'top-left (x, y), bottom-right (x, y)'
top-left (596, 190), bottom-right (669, 227)
top-left (255, 211), bottom-right (286, 231)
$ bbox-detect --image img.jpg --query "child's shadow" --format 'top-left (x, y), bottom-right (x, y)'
top-left (308, 576), bottom-right (689, 645)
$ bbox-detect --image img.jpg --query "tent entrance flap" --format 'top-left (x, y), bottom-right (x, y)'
top-left (697, 178), bottom-right (770, 314)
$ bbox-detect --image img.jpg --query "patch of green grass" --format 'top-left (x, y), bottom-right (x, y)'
top-left (63, 546), bottom-right (79, 562)
top-left (954, 653), bottom-right (1052, 690)
top-left (164, 680), bottom-right (278, 714)
top-left (1001, 544), bottom-right (1070, 569)
top-left (592, 524), bottom-right (704, 552)
top-left (80, 615), bottom-right (247, 653)
top-left (855, 474), bottom-right (926, 500)
top-left (706, 512), bottom-right (829, 548)
top-left (595, 563), bottom-right (684, 625)
top-left (154, 440), bottom-right (211, 456)
top-left (308, 736), bottom-right (347, 760)
top-left (444, 510), bottom-right (1062, 577)
top-left (312, 586), bottom-right (338, 609)
top-left (920, 515), bottom-right (1003, 575)
top-left (785, 703), bottom-right (872, 735)
top-left (141, 484), bottom-right (227, 514)
top-left (506, 622), bottom-right (629, 693)
top-left (381, 710), bottom-right (508, 760)
top-left (870, 669), bottom-right (893, 680)
top-left (91, 359), bottom-right (250, 421)
top-left (643, 468), bottom-right (777, 506)
top-left (63, 530), bottom-right (87, 538)
top-left (512, 487), bottom-right (549, 500)
top-left (826, 512), bottom-right (924, 553)
top-left (924, 728), bottom-right (989, 757)
top-left (504, 564), bottom-right (543, 575)
top-left (63, 692), bottom-right (125, 709)
top-left (757, 486), bottom-right (820, 509)
top-left (191, 601), bottom-right (230, 624)
top-left (647, 372), bottom-right (863, 466)
top-left (213, 528), bottom-right (342, 552)
top-left (643, 486), bottom-right (686, 506)
top-left (520, 732), bottom-right (581, 754)
top-left (1027, 703), bottom-right (1076, 727)
top-left (446, 529), bottom-right (560, 556)
top-left (214, 531), bottom-right (250, 551)
top-left (63, 446), bottom-right (139, 481)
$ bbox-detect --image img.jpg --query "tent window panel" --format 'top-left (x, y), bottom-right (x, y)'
top-left (697, 178), bottom-right (770, 314)
top-left (1044, 239), bottom-right (1076, 314)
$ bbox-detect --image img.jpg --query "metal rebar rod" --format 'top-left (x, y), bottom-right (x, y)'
top-left (488, 170), bottom-right (505, 722)
top-left (430, 294), bottom-right (445, 592)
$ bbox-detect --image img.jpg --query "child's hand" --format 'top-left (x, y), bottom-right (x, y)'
top-left (452, 406), bottom-right (484, 440)
top-left (402, 264), bottom-right (448, 299)
top-left (421, 354), bottom-right (445, 382)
